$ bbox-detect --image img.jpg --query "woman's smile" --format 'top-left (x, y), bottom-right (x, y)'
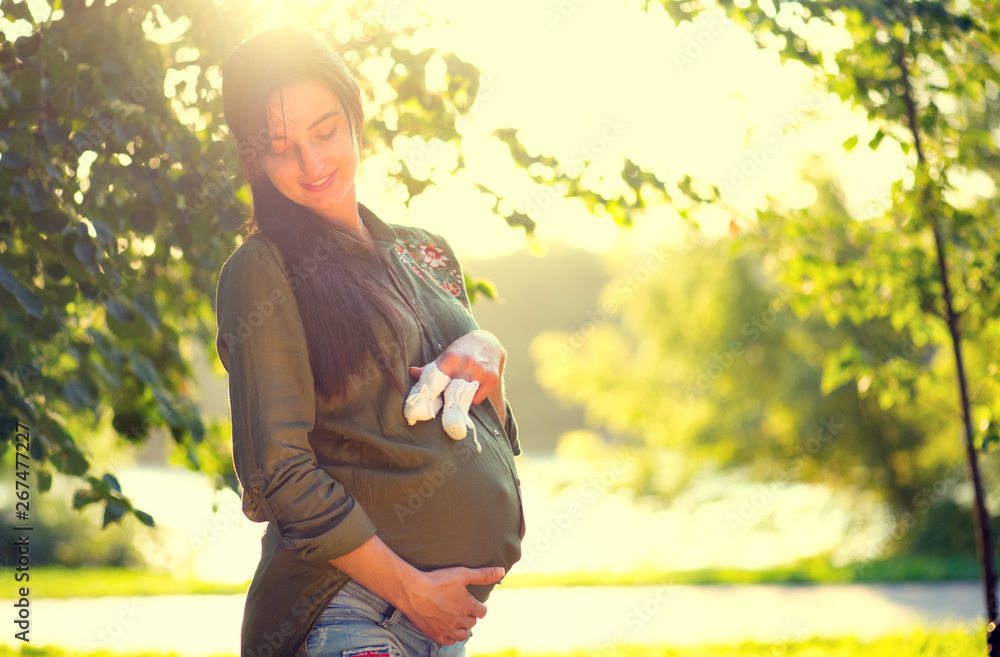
top-left (302, 170), bottom-right (337, 192)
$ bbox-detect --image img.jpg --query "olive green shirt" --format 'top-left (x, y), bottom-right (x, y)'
top-left (215, 204), bottom-right (524, 657)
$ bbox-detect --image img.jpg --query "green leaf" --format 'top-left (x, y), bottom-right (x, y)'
top-left (464, 275), bottom-right (497, 303)
top-left (36, 469), bottom-right (52, 493)
top-left (133, 509), bottom-right (155, 527)
top-left (504, 210), bottom-right (537, 233)
top-left (61, 381), bottom-right (94, 409)
top-left (842, 135), bottom-right (859, 152)
top-left (1, 0), bottom-right (34, 23)
top-left (112, 409), bottom-right (149, 441)
top-left (73, 238), bottom-right (96, 266)
top-left (11, 65), bottom-right (39, 107)
top-left (102, 473), bottom-right (122, 493)
top-left (91, 220), bottom-right (114, 245)
top-left (189, 417), bottom-right (206, 443)
top-left (42, 117), bottom-right (70, 146)
top-left (52, 437), bottom-right (89, 476)
top-left (32, 210), bottom-right (70, 233)
top-left (981, 422), bottom-right (999, 452)
top-left (106, 300), bottom-right (135, 323)
top-left (868, 129), bottom-right (885, 150)
top-left (72, 487), bottom-right (102, 509)
top-left (130, 352), bottom-right (159, 385)
top-left (133, 293), bottom-right (160, 330)
top-left (0, 152), bottom-right (30, 171)
top-left (102, 500), bottom-right (128, 527)
top-left (0, 261), bottom-right (43, 318)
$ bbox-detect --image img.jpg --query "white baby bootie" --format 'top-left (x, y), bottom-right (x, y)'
top-left (403, 362), bottom-right (450, 425)
top-left (442, 378), bottom-right (481, 453)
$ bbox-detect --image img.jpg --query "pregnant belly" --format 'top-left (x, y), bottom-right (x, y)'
top-left (354, 425), bottom-right (524, 592)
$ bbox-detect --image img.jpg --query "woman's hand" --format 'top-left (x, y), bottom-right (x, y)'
top-left (409, 330), bottom-right (507, 425)
top-left (329, 535), bottom-right (504, 645)
top-left (397, 566), bottom-right (505, 645)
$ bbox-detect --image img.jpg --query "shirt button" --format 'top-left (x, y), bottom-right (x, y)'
top-left (493, 429), bottom-right (500, 436)
top-left (436, 343), bottom-right (443, 350)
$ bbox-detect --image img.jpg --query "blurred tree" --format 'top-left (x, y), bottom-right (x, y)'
top-left (531, 223), bottom-right (963, 517)
top-left (0, 489), bottom-right (144, 568)
top-left (620, 0), bottom-right (998, 647)
top-left (711, 1), bottom-right (999, 646)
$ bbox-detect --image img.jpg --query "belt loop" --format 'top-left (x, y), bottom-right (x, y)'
top-left (381, 607), bottom-right (408, 631)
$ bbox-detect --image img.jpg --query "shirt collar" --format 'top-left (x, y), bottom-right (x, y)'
top-left (315, 202), bottom-right (398, 259)
top-left (360, 202), bottom-right (398, 255)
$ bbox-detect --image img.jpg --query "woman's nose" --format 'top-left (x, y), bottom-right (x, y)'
top-left (299, 144), bottom-right (324, 177)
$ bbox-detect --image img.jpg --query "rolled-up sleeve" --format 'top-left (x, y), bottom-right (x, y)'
top-left (215, 239), bottom-right (376, 562)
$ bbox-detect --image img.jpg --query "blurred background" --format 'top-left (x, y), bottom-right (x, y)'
top-left (0, 0), bottom-right (998, 655)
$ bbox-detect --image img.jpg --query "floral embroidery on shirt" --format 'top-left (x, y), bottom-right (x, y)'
top-left (394, 236), bottom-right (469, 310)
top-left (420, 245), bottom-right (448, 269)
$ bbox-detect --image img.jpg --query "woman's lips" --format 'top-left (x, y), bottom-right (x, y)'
top-left (302, 171), bottom-right (336, 192)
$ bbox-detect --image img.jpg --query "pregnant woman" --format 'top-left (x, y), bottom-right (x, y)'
top-left (214, 25), bottom-right (524, 657)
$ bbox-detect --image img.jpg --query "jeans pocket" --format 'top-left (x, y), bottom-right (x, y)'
top-left (306, 637), bottom-right (402, 657)
top-left (305, 603), bottom-right (401, 657)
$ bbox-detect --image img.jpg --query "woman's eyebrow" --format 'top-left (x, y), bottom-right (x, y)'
top-left (309, 110), bottom-right (339, 129)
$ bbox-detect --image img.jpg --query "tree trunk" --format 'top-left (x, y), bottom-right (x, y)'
top-left (897, 41), bottom-right (998, 653)
top-left (929, 218), bottom-right (999, 651)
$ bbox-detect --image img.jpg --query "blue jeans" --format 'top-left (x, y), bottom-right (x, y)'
top-left (303, 580), bottom-right (469, 657)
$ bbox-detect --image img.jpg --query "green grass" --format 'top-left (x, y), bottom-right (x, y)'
top-left (478, 630), bottom-right (980, 656)
top-left (0, 628), bottom-right (980, 656)
top-left (5, 554), bottom-right (986, 598)
top-left (0, 567), bottom-right (248, 598)
top-left (501, 554), bottom-right (984, 588)
top-left (476, 629), bottom-right (980, 656)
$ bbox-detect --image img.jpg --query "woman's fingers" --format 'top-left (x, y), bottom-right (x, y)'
top-left (459, 566), bottom-right (506, 588)
top-left (408, 331), bottom-right (507, 432)
top-left (470, 377), bottom-right (495, 405)
top-left (441, 628), bottom-right (469, 645)
top-left (412, 357), bottom-right (500, 403)
top-left (399, 567), bottom-right (496, 645)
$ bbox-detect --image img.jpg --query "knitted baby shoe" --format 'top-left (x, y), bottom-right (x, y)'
top-left (403, 362), bottom-right (451, 425)
top-left (442, 378), bottom-right (481, 453)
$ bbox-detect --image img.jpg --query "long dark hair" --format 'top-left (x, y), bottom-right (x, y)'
top-left (221, 25), bottom-right (411, 401)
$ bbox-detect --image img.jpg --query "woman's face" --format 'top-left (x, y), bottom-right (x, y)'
top-left (262, 78), bottom-right (360, 225)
